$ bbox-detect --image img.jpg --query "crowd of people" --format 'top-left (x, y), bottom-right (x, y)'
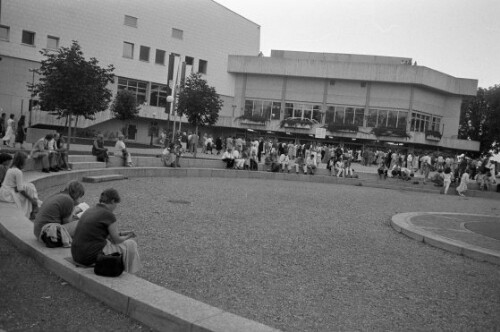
top-left (0, 152), bottom-right (141, 273)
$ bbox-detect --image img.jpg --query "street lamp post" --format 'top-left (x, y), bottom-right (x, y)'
top-left (28, 68), bottom-right (37, 127)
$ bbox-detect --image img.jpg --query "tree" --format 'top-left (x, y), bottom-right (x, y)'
top-left (110, 89), bottom-right (140, 138)
top-left (32, 40), bottom-right (114, 150)
top-left (176, 73), bottom-right (223, 134)
top-left (459, 85), bottom-right (500, 154)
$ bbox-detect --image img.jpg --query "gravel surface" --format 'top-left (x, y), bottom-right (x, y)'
top-left (37, 177), bottom-right (500, 332)
top-left (0, 234), bottom-right (153, 332)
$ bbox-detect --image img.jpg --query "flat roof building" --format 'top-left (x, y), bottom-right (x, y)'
top-left (0, 0), bottom-right (479, 152)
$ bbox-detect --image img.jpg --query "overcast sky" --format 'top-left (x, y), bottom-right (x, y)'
top-left (215, 0), bottom-right (500, 89)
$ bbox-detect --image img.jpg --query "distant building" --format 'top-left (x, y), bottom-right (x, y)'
top-left (0, 0), bottom-right (479, 152)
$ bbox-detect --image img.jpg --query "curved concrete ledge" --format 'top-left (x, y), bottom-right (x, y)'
top-left (0, 169), bottom-right (280, 332)
top-left (391, 212), bottom-right (500, 266)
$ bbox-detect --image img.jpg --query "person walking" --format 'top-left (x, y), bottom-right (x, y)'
top-left (15, 115), bottom-right (26, 150)
top-left (2, 114), bottom-right (15, 147)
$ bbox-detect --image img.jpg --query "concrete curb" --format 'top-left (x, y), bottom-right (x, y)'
top-left (0, 169), bottom-right (280, 332)
top-left (391, 212), bottom-right (500, 265)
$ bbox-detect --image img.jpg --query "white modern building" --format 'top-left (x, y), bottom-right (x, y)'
top-left (0, 0), bottom-right (479, 152)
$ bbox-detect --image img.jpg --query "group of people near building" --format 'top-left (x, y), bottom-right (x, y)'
top-left (0, 152), bottom-right (141, 274)
top-left (1, 113), bottom-right (27, 149)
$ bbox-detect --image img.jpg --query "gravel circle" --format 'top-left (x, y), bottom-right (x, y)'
top-left (40, 177), bottom-right (500, 331)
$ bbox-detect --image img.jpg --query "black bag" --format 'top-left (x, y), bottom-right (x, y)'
top-left (94, 252), bottom-right (124, 277)
top-left (40, 229), bottom-right (63, 248)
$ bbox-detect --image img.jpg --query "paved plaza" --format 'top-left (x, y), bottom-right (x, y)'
top-left (28, 176), bottom-right (500, 331)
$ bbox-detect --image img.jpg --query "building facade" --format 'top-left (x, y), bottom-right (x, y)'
top-left (0, 0), bottom-right (260, 143)
top-left (227, 51), bottom-right (479, 152)
top-left (0, 1), bottom-right (479, 152)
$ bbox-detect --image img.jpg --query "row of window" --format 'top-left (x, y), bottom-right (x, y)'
top-left (0, 25), bottom-right (60, 49)
top-left (122, 41), bottom-right (207, 74)
top-left (124, 15), bottom-right (184, 40)
top-left (117, 77), bottom-right (170, 107)
top-left (244, 99), bottom-right (442, 132)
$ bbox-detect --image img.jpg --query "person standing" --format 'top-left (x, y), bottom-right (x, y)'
top-left (15, 115), bottom-right (26, 150)
top-left (190, 132), bottom-right (199, 158)
top-left (2, 114), bottom-right (15, 147)
top-left (456, 169), bottom-right (470, 197)
top-left (0, 113), bottom-right (6, 139)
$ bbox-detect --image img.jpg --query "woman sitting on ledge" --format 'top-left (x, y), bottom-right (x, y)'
top-left (0, 151), bottom-right (42, 220)
top-left (71, 188), bottom-right (141, 273)
top-left (92, 134), bottom-right (109, 163)
top-left (114, 134), bottom-right (132, 167)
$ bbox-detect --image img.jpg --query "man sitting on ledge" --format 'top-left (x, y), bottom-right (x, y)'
top-left (222, 148), bottom-right (235, 169)
top-left (114, 134), bottom-right (132, 167)
top-left (31, 134), bottom-right (59, 173)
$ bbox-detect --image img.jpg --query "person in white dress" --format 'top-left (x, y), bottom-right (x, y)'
top-left (2, 114), bottom-right (15, 147)
top-left (0, 151), bottom-right (42, 219)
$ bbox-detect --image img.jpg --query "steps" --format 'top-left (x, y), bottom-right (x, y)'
top-left (69, 161), bottom-right (106, 170)
top-left (82, 174), bottom-right (127, 183)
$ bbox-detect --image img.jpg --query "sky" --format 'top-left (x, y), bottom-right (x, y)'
top-left (215, 0), bottom-right (500, 89)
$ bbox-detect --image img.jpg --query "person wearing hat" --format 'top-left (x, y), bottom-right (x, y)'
top-left (92, 134), bottom-right (109, 163)
top-left (0, 153), bottom-right (13, 184)
top-left (114, 134), bottom-right (132, 167)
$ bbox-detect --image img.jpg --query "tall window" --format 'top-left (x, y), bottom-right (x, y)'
top-left (271, 102), bottom-right (281, 119)
top-left (410, 111), bottom-right (432, 132)
top-left (325, 106), bottom-right (335, 124)
top-left (123, 42), bottom-right (134, 59)
top-left (22, 30), bottom-right (35, 45)
top-left (285, 103), bottom-right (294, 119)
top-left (117, 77), bottom-right (147, 105)
top-left (150, 84), bottom-right (169, 107)
top-left (0, 25), bottom-right (10, 41)
top-left (124, 15), bottom-right (138, 28)
top-left (155, 49), bottom-right (166, 65)
top-left (47, 35), bottom-right (59, 49)
top-left (430, 116), bottom-right (441, 132)
top-left (198, 59), bottom-right (207, 74)
top-left (354, 108), bottom-right (365, 126)
top-left (139, 46), bottom-right (150, 62)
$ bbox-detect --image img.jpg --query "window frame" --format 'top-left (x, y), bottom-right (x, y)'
top-left (198, 59), bottom-right (207, 74)
top-left (172, 28), bottom-right (183, 40)
top-left (0, 25), bottom-right (10, 41)
top-left (122, 41), bottom-right (134, 59)
top-left (46, 35), bottom-right (59, 50)
top-left (22, 30), bottom-right (35, 46)
top-left (124, 15), bottom-right (138, 28)
top-left (139, 45), bottom-right (150, 62)
top-left (155, 49), bottom-right (166, 65)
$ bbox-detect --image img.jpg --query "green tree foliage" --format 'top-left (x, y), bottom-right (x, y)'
top-left (176, 73), bottom-right (223, 134)
top-left (459, 85), bottom-right (500, 154)
top-left (32, 40), bottom-right (114, 126)
top-left (110, 89), bottom-right (140, 137)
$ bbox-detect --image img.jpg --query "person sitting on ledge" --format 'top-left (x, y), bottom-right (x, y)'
top-left (34, 181), bottom-right (86, 247)
top-left (31, 134), bottom-right (59, 173)
top-left (0, 151), bottom-right (42, 219)
top-left (306, 153), bottom-right (317, 175)
top-left (0, 153), bottom-right (13, 185)
top-left (378, 163), bottom-right (388, 180)
top-left (92, 134), bottom-right (109, 163)
top-left (114, 134), bottom-right (132, 167)
top-left (222, 148), bottom-right (235, 169)
top-left (54, 132), bottom-right (71, 171)
top-left (71, 188), bottom-right (141, 273)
